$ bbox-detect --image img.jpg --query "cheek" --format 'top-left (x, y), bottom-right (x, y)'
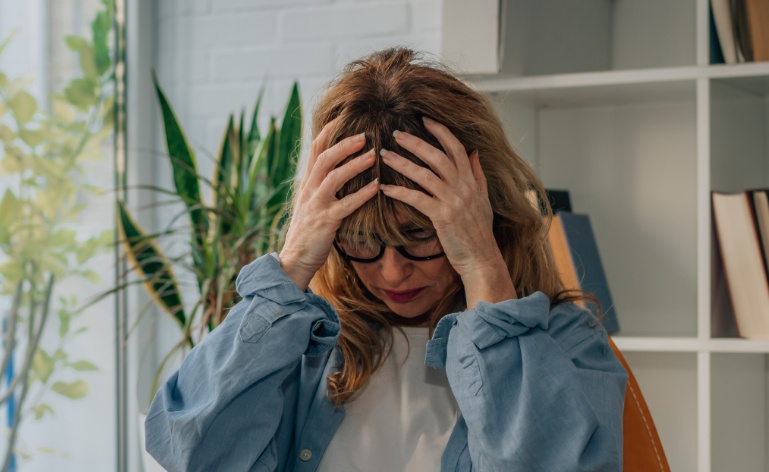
top-left (349, 264), bottom-right (375, 288)
top-left (428, 259), bottom-right (457, 286)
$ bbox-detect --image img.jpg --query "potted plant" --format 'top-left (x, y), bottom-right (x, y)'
top-left (116, 75), bottom-right (302, 405)
top-left (0, 0), bottom-right (114, 467)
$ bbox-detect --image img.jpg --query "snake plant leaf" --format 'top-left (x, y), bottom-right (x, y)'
top-left (246, 121), bottom-right (276, 219)
top-left (117, 200), bottom-right (187, 329)
top-left (273, 82), bottom-right (302, 183)
top-left (213, 115), bottom-right (235, 198)
top-left (247, 85), bottom-right (266, 157)
top-left (151, 71), bottom-right (208, 250)
top-left (237, 110), bottom-right (246, 194)
top-left (264, 83), bottom-right (301, 219)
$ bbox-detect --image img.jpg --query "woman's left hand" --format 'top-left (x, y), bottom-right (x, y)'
top-left (379, 117), bottom-right (503, 282)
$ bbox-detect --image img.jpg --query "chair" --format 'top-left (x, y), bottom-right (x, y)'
top-left (608, 337), bottom-right (671, 472)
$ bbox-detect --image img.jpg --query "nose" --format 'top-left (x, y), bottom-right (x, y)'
top-left (379, 246), bottom-right (412, 286)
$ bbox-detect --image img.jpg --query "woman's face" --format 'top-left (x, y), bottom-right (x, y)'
top-left (350, 245), bottom-right (457, 319)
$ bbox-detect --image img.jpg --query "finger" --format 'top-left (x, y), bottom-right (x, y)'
top-left (319, 148), bottom-right (377, 195)
top-left (469, 151), bottom-right (487, 195)
top-left (391, 130), bottom-right (456, 183)
top-left (307, 132), bottom-right (367, 190)
top-left (306, 118), bottom-right (340, 180)
top-left (379, 183), bottom-right (436, 218)
top-left (380, 149), bottom-right (449, 199)
top-left (421, 116), bottom-right (472, 177)
top-left (329, 178), bottom-right (380, 220)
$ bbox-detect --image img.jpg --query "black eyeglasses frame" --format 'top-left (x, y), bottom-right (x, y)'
top-left (332, 240), bottom-right (446, 263)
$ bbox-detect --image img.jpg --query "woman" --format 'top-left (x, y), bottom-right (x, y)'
top-left (145, 47), bottom-right (627, 471)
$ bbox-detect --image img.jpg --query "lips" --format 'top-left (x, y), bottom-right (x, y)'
top-left (382, 288), bottom-right (425, 303)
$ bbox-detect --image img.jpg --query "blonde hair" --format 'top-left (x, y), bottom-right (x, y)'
top-left (284, 47), bottom-right (583, 406)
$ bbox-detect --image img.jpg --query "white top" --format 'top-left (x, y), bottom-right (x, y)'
top-left (317, 327), bottom-right (459, 471)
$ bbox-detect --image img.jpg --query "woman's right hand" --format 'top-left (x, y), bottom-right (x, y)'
top-left (279, 121), bottom-right (379, 291)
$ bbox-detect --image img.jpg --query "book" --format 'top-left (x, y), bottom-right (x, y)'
top-left (734, 0), bottom-right (753, 62)
top-left (546, 189), bottom-right (572, 214)
top-left (749, 189), bottom-right (769, 278)
top-left (548, 214), bottom-right (583, 303)
top-left (524, 188), bottom-right (572, 215)
top-left (711, 192), bottom-right (769, 339)
top-left (711, 0), bottom-right (739, 63)
top-left (710, 0), bottom-right (726, 64)
top-left (745, 0), bottom-right (769, 61)
top-left (556, 212), bottom-right (620, 333)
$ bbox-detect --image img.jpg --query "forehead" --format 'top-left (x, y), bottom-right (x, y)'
top-left (339, 204), bottom-right (433, 240)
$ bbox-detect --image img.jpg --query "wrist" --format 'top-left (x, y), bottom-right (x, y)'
top-left (278, 251), bottom-right (317, 292)
top-left (461, 259), bottom-right (517, 309)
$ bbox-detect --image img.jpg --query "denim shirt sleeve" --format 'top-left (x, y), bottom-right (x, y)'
top-left (427, 292), bottom-right (627, 472)
top-left (144, 253), bottom-right (341, 472)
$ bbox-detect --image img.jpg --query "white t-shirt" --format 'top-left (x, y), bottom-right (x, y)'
top-left (317, 327), bottom-right (459, 471)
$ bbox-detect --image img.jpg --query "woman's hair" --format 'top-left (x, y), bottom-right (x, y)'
top-left (284, 47), bottom-right (590, 406)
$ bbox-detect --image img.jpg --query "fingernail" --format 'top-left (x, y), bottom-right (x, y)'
top-left (364, 148), bottom-right (376, 159)
top-left (422, 116), bottom-right (435, 125)
top-left (380, 184), bottom-right (392, 192)
top-left (379, 148), bottom-right (391, 159)
top-left (353, 132), bottom-right (366, 143)
top-left (367, 178), bottom-right (379, 188)
top-left (392, 130), bottom-right (400, 139)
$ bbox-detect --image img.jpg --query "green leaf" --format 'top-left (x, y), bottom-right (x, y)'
top-left (247, 85), bottom-right (266, 157)
top-left (58, 309), bottom-right (71, 337)
top-left (32, 404), bottom-right (55, 421)
top-left (19, 129), bottom-right (45, 147)
top-left (32, 349), bottom-right (54, 383)
top-left (117, 200), bottom-right (187, 329)
top-left (54, 349), bottom-right (67, 361)
top-left (79, 269), bottom-right (101, 283)
top-left (213, 116), bottom-right (236, 195)
top-left (274, 83), bottom-right (301, 176)
top-left (0, 30), bottom-right (17, 57)
top-left (10, 90), bottom-right (37, 124)
top-left (65, 36), bottom-right (98, 80)
top-left (91, 10), bottom-right (112, 75)
top-left (0, 189), bottom-right (19, 236)
top-left (151, 71), bottom-right (208, 249)
top-left (64, 78), bottom-right (97, 110)
top-left (69, 360), bottom-right (99, 372)
top-left (51, 380), bottom-right (90, 399)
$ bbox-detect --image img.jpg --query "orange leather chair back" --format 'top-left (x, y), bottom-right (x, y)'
top-left (608, 338), bottom-right (671, 472)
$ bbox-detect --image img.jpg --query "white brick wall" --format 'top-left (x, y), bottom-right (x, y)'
top-left (154, 0), bottom-right (443, 156)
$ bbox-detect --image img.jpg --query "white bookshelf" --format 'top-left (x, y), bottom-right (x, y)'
top-left (467, 0), bottom-right (769, 470)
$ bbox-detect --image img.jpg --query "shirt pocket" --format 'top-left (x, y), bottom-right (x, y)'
top-left (238, 298), bottom-right (302, 344)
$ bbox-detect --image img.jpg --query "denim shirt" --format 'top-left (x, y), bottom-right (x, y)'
top-left (145, 253), bottom-right (627, 472)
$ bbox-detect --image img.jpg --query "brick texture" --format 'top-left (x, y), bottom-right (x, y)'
top-left (155, 0), bottom-right (443, 154)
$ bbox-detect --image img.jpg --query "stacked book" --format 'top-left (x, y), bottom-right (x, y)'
top-left (710, 0), bottom-right (769, 64)
top-left (711, 189), bottom-right (769, 339)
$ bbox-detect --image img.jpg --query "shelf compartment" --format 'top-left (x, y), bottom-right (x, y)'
top-left (711, 353), bottom-right (769, 471)
top-left (489, 94), bottom-right (698, 337)
top-left (623, 352), bottom-right (698, 472)
top-left (498, 0), bottom-right (696, 77)
top-left (613, 337), bottom-right (769, 353)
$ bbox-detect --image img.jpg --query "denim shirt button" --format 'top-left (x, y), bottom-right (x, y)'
top-left (299, 449), bottom-right (313, 461)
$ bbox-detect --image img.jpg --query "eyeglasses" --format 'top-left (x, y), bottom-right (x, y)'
top-left (333, 228), bottom-right (446, 263)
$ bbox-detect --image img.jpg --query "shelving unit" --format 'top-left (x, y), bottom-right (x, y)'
top-left (467, 0), bottom-right (769, 470)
